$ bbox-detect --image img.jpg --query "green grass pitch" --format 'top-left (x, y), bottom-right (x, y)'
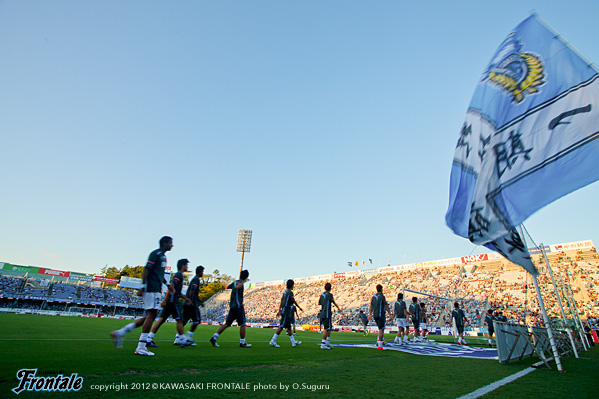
top-left (0, 313), bottom-right (597, 398)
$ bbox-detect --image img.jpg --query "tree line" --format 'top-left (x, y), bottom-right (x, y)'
top-left (99, 265), bottom-right (233, 302)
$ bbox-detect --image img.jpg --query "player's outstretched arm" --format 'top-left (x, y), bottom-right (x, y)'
top-left (333, 300), bottom-right (341, 312)
top-left (293, 299), bottom-right (303, 312)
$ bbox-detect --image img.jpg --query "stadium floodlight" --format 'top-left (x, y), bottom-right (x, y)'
top-left (236, 229), bottom-right (252, 277)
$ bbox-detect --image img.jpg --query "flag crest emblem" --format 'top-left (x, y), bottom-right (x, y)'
top-left (446, 13), bottom-right (599, 276)
top-left (483, 33), bottom-right (545, 103)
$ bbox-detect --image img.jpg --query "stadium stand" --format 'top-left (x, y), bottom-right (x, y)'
top-left (203, 244), bottom-right (598, 330)
top-left (0, 275), bottom-right (145, 317)
top-left (1, 242), bottom-right (598, 330)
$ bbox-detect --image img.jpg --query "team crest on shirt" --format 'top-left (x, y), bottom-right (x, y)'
top-left (481, 33), bottom-right (545, 103)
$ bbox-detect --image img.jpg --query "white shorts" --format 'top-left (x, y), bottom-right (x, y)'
top-left (143, 292), bottom-right (162, 310)
top-left (419, 324), bottom-right (427, 331)
top-left (396, 318), bottom-right (410, 328)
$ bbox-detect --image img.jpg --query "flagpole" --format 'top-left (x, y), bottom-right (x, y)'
top-left (552, 261), bottom-right (587, 350)
top-left (530, 274), bottom-right (564, 371)
top-left (523, 271), bottom-right (529, 325)
top-left (563, 270), bottom-right (591, 350)
top-left (519, 227), bottom-right (563, 372)
top-left (534, 13), bottom-right (599, 73)
top-left (540, 244), bottom-right (579, 358)
top-left (566, 275), bottom-right (590, 350)
top-left (559, 273), bottom-right (586, 350)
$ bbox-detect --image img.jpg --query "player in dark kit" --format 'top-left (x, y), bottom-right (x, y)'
top-left (111, 236), bottom-right (173, 356)
top-left (210, 269), bottom-right (251, 348)
top-left (409, 297), bottom-right (421, 343)
top-left (419, 302), bottom-right (429, 342)
top-left (318, 282), bottom-right (341, 350)
top-left (369, 284), bottom-right (391, 350)
top-left (358, 310), bottom-right (369, 336)
top-left (485, 309), bottom-right (495, 347)
top-left (269, 279), bottom-right (303, 348)
top-left (452, 302), bottom-right (469, 345)
top-left (181, 265), bottom-right (205, 344)
top-left (147, 258), bottom-right (193, 348)
top-left (290, 305), bottom-right (299, 337)
top-left (497, 310), bottom-right (508, 322)
top-left (392, 293), bottom-right (410, 344)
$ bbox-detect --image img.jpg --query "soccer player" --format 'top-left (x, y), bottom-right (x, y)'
top-left (419, 302), bottom-right (429, 342)
top-left (111, 236), bottom-right (173, 356)
top-left (409, 296), bottom-right (421, 343)
top-left (210, 269), bottom-right (251, 348)
top-left (290, 304), bottom-right (298, 337)
top-left (392, 293), bottom-right (409, 344)
top-left (358, 309), bottom-right (369, 336)
top-left (318, 310), bottom-right (323, 335)
top-left (270, 279), bottom-right (303, 348)
top-left (147, 259), bottom-right (193, 348)
top-left (180, 265), bottom-right (205, 345)
top-left (485, 308), bottom-right (495, 347)
top-left (369, 284), bottom-right (391, 350)
top-left (318, 282), bottom-right (341, 350)
top-left (498, 310), bottom-right (508, 322)
top-left (452, 302), bottom-right (469, 346)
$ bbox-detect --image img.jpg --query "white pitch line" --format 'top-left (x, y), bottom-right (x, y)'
top-left (456, 367), bottom-right (536, 399)
top-left (0, 338), bottom-right (108, 341)
top-left (0, 338), bottom-right (324, 343)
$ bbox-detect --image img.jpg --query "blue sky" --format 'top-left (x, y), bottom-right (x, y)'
top-left (1, 0), bottom-right (598, 283)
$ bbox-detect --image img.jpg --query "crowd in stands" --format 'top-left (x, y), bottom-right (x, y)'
top-left (203, 248), bottom-right (599, 330)
top-left (228, 274), bottom-right (486, 328)
top-left (0, 276), bottom-right (23, 296)
top-left (2, 247), bottom-right (598, 329)
top-left (0, 274), bottom-right (144, 316)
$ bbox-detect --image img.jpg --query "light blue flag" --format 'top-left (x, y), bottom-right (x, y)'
top-left (446, 13), bottom-right (599, 275)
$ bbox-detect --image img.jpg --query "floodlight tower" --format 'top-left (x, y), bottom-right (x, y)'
top-left (237, 229), bottom-right (252, 277)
